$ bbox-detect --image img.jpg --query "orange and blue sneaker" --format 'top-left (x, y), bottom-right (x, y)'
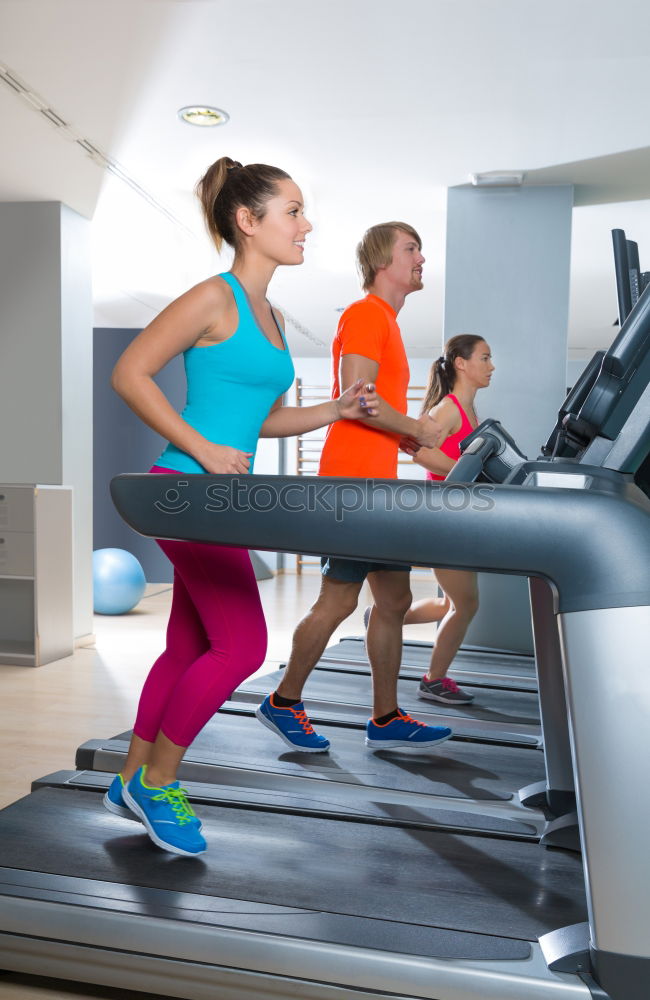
top-left (103, 773), bottom-right (139, 821)
top-left (365, 709), bottom-right (452, 752)
top-left (256, 694), bottom-right (330, 752)
top-left (122, 766), bottom-right (206, 857)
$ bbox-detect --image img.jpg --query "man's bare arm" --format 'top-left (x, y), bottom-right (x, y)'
top-left (340, 354), bottom-right (444, 449)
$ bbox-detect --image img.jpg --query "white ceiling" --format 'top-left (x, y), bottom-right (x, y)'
top-left (2, 0), bottom-right (650, 356)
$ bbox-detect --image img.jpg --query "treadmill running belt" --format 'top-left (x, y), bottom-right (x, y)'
top-left (235, 667), bottom-right (540, 728)
top-left (323, 637), bottom-right (536, 678)
top-left (317, 639), bottom-right (538, 691)
top-left (40, 769), bottom-right (539, 838)
top-left (0, 786), bottom-right (587, 945)
top-left (86, 710), bottom-right (546, 803)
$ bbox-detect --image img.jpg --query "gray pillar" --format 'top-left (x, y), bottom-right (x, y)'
top-left (0, 202), bottom-right (93, 641)
top-left (444, 185), bottom-right (573, 652)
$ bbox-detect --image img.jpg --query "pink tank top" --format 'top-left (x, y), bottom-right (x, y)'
top-left (426, 394), bottom-right (475, 481)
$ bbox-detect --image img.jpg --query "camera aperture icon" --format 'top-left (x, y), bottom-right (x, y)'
top-left (154, 481), bottom-right (190, 515)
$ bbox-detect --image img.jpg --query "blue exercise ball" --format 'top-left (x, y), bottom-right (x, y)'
top-left (93, 548), bottom-right (147, 615)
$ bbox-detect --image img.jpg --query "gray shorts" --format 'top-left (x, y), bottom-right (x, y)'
top-left (320, 556), bottom-right (411, 583)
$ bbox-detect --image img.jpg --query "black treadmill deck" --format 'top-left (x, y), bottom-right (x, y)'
top-left (80, 709), bottom-right (545, 804)
top-left (315, 638), bottom-right (538, 692)
top-left (0, 783), bottom-right (587, 961)
top-left (234, 667), bottom-right (541, 741)
top-left (324, 636), bottom-right (536, 676)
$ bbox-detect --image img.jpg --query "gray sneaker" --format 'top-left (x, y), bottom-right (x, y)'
top-left (418, 676), bottom-right (475, 705)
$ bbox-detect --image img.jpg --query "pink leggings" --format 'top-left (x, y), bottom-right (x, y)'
top-left (133, 466), bottom-right (267, 747)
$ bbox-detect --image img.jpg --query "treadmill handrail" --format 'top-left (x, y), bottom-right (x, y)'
top-left (111, 473), bottom-right (650, 615)
top-left (443, 431), bottom-right (501, 483)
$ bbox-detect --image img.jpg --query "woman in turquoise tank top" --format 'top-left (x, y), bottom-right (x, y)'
top-left (107, 157), bottom-right (378, 856)
top-left (400, 335), bottom-right (495, 707)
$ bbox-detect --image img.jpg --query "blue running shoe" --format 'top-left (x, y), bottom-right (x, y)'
top-left (122, 766), bottom-right (207, 857)
top-left (256, 694), bottom-right (330, 752)
top-left (103, 773), bottom-right (139, 820)
top-left (366, 709), bottom-right (452, 752)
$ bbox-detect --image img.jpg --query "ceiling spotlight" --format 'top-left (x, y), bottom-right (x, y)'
top-left (178, 106), bottom-right (229, 127)
top-left (469, 171), bottom-right (525, 187)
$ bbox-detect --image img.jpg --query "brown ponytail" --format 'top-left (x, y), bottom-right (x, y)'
top-left (195, 157), bottom-right (291, 253)
top-left (421, 334), bottom-right (485, 414)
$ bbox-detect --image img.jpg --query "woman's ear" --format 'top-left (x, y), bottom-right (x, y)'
top-left (234, 204), bottom-right (256, 238)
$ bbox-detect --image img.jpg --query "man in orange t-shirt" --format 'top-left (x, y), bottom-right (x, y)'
top-left (257, 222), bottom-right (453, 754)
top-left (318, 291), bottom-right (410, 478)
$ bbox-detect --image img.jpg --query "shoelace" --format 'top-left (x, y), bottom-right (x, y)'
top-left (290, 707), bottom-right (315, 734)
top-left (396, 710), bottom-right (426, 729)
top-left (440, 677), bottom-right (461, 693)
top-left (152, 786), bottom-right (197, 826)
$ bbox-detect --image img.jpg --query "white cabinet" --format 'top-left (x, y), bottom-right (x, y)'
top-left (0, 485), bottom-right (73, 666)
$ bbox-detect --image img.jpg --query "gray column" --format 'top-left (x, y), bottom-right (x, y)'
top-left (0, 202), bottom-right (93, 640)
top-left (443, 184), bottom-right (573, 652)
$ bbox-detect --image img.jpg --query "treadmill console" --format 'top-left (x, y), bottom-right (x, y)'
top-left (542, 351), bottom-right (605, 459)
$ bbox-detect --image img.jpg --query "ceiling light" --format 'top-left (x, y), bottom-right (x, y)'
top-left (178, 105), bottom-right (229, 127)
top-left (469, 171), bottom-right (525, 187)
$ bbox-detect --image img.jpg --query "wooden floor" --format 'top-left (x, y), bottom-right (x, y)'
top-left (0, 570), bottom-right (437, 1000)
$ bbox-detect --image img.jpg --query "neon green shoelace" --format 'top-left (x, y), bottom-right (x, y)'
top-left (152, 786), bottom-right (197, 826)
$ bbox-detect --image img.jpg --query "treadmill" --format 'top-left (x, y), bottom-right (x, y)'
top-left (228, 662), bottom-right (541, 739)
top-left (315, 638), bottom-right (538, 692)
top-left (77, 454), bottom-right (555, 852)
top-left (319, 230), bottom-right (646, 694)
top-left (0, 483), bottom-right (603, 1000)
top-left (1, 280), bottom-right (649, 1000)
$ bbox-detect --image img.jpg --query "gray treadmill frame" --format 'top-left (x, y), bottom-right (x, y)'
top-left (0, 876), bottom-right (591, 1000)
top-left (108, 471), bottom-right (650, 1000)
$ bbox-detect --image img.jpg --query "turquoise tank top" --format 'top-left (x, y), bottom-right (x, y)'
top-left (158, 272), bottom-right (295, 473)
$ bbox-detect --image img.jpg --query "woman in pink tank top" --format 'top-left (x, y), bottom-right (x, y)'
top-left (404, 335), bottom-right (495, 706)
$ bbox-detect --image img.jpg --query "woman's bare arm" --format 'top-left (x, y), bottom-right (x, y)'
top-left (259, 381), bottom-right (378, 437)
top-left (111, 279), bottom-right (252, 474)
top-left (412, 397), bottom-right (462, 476)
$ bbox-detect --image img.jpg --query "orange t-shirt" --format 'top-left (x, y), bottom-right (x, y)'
top-left (318, 294), bottom-right (410, 479)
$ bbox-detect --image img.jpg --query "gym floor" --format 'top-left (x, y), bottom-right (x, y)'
top-left (0, 569), bottom-right (436, 1000)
